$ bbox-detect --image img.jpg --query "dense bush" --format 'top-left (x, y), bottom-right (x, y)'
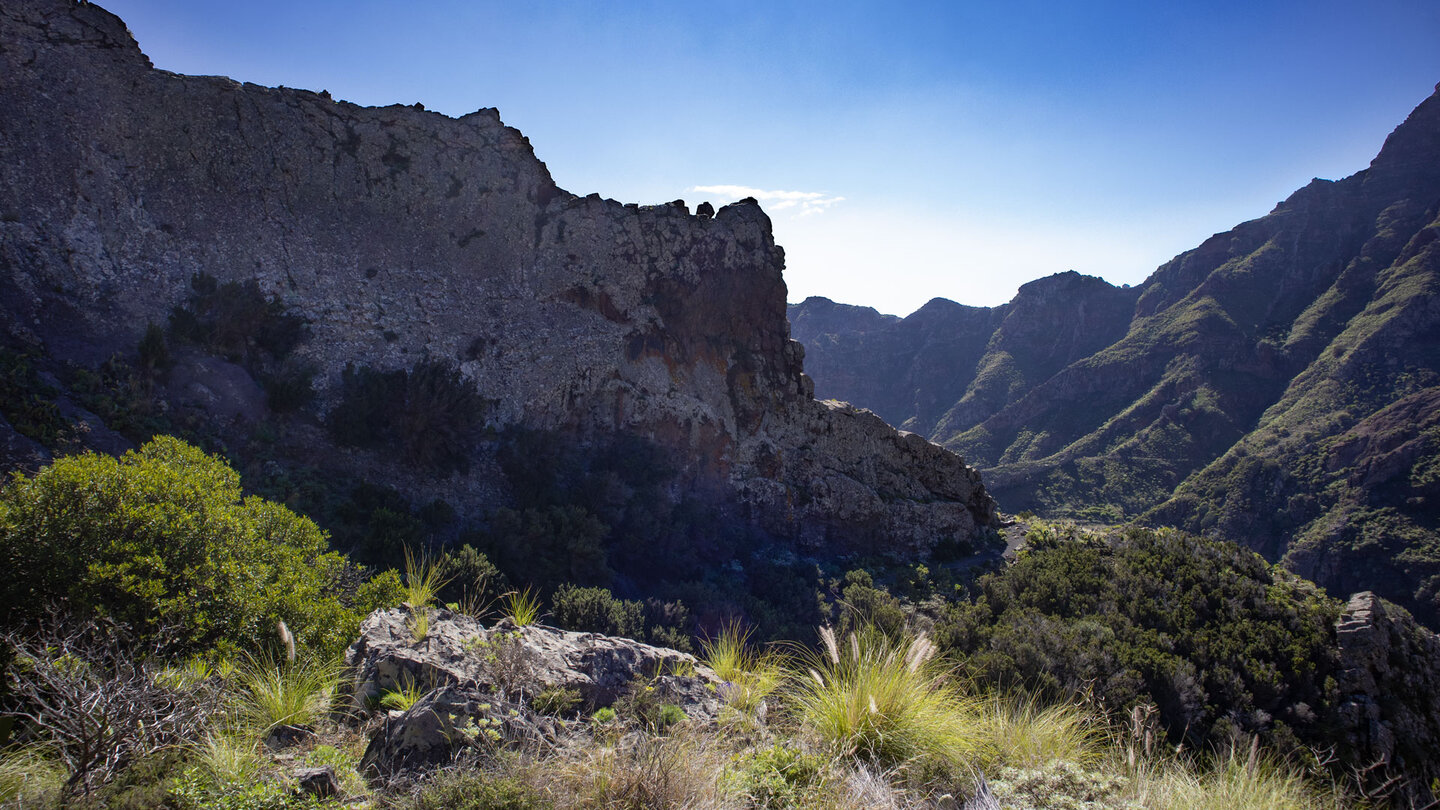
top-left (0, 347), bottom-right (67, 445)
top-left (549, 584), bottom-right (692, 651)
top-left (0, 436), bottom-right (403, 656)
top-left (477, 506), bottom-right (613, 592)
top-left (169, 272), bottom-right (306, 365)
top-left (933, 524), bottom-right (1345, 757)
top-left (327, 361), bottom-right (486, 473)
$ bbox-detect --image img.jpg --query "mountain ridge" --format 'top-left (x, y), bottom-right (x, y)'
top-left (791, 82), bottom-right (1440, 624)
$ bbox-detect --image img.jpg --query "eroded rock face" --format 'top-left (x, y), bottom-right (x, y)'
top-left (1333, 592), bottom-right (1440, 800)
top-left (0, 0), bottom-right (997, 560)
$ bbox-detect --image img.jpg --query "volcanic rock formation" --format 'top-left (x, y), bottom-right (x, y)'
top-left (0, 1), bottom-right (997, 564)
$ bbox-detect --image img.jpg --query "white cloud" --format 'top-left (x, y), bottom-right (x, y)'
top-left (689, 184), bottom-right (845, 216)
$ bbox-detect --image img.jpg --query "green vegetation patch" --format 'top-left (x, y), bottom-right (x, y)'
top-left (0, 436), bottom-right (402, 656)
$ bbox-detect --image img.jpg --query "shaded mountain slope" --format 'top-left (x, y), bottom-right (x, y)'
top-left (0, 0), bottom-right (999, 602)
top-left (790, 83), bottom-right (1440, 624)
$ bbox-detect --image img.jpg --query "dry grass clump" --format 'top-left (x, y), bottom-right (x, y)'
top-left (973, 692), bottom-right (1105, 770)
top-left (0, 748), bottom-right (65, 807)
top-left (537, 726), bottom-right (737, 809)
top-left (1128, 747), bottom-right (1343, 810)
top-left (702, 623), bottom-right (786, 723)
top-left (788, 626), bottom-right (980, 768)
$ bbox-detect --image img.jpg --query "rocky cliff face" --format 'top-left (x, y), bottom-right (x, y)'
top-left (792, 85), bottom-right (1440, 625)
top-left (1333, 592), bottom-right (1440, 799)
top-left (0, 1), bottom-right (996, 568)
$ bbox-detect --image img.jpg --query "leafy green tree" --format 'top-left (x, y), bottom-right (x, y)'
top-left (0, 436), bottom-right (402, 656)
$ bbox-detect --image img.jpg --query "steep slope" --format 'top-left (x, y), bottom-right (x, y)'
top-left (789, 296), bottom-right (1003, 434)
top-left (793, 84), bottom-right (1440, 624)
top-left (0, 1), bottom-right (997, 580)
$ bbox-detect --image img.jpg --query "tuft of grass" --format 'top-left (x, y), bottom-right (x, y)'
top-left (702, 623), bottom-right (785, 721)
top-left (541, 724), bottom-right (731, 809)
top-left (404, 547), bottom-right (452, 610)
top-left (232, 652), bottom-right (342, 736)
top-left (787, 626), bottom-right (979, 768)
top-left (503, 587), bottom-right (542, 627)
top-left (190, 732), bottom-right (263, 785)
top-left (412, 608), bottom-right (432, 642)
top-left (973, 693), bottom-right (1104, 770)
top-left (0, 747), bottom-right (65, 806)
top-left (1130, 748), bottom-right (1339, 810)
top-left (404, 547), bottom-right (453, 641)
top-left (379, 675), bottom-right (427, 712)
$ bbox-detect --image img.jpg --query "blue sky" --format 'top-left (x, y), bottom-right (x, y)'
top-left (103, 1), bottom-right (1440, 316)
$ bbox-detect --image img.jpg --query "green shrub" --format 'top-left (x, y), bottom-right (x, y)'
top-left (327, 360), bottom-right (486, 473)
top-left (737, 743), bottom-right (830, 809)
top-left (937, 524), bottom-right (1345, 758)
top-left (260, 361), bottom-right (315, 413)
top-left (438, 544), bottom-right (510, 613)
top-left (533, 686), bottom-right (583, 716)
top-left (169, 272), bottom-right (306, 365)
top-left (551, 584), bottom-right (645, 638)
top-left (0, 347), bottom-right (68, 445)
top-left (480, 506), bottom-right (613, 591)
top-left (136, 322), bottom-right (172, 374)
top-left (0, 436), bottom-right (402, 656)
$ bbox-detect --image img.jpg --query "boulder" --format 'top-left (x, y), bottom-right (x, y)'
top-left (1333, 591), bottom-right (1440, 803)
top-left (360, 685), bottom-right (554, 779)
top-left (346, 608), bottom-right (723, 719)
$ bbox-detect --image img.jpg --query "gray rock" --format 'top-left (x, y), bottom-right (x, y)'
top-left (360, 685), bottom-right (553, 779)
top-left (263, 724), bottom-right (316, 751)
top-left (1333, 592), bottom-right (1440, 804)
top-left (293, 766), bottom-right (341, 799)
top-left (346, 609), bottom-right (723, 720)
top-left (0, 0), bottom-right (999, 562)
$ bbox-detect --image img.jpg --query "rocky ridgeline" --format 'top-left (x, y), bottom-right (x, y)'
top-left (0, 1), bottom-right (996, 557)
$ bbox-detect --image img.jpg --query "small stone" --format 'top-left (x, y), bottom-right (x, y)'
top-left (264, 724), bottom-right (316, 751)
top-left (294, 766), bottom-right (341, 799)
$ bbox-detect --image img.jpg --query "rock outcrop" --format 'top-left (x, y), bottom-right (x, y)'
top-left (0, 1), bottom-right (997, 563)
top-left (347, 608), bottom-right (721, 716)
top-left (346, 608), bottom-right (724, 778)
top-left (1333, 592), bottom-right (1440, 800)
